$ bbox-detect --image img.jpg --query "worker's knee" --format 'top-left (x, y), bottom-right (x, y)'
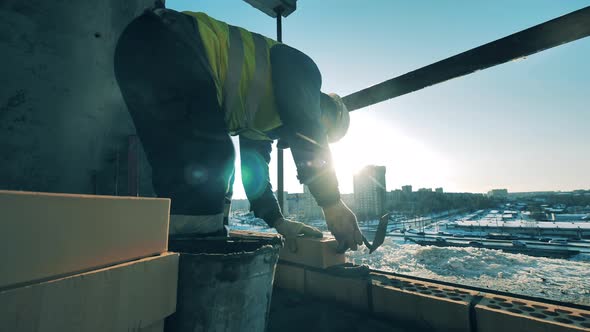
top-left (186, 138), bottom-right (235, 186)
top-left (151, 137), bottom-right (235, 213)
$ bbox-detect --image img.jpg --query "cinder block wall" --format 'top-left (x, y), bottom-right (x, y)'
top-left (0, 0), bottom-right (160, 196)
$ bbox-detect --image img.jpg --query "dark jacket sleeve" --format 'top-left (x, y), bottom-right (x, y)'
top-left (287, 132), bottom-right (341, 207)
top-left (270, 44), bottom-right (341, 207)
top-left (239, 136), bottom-right (283, 226)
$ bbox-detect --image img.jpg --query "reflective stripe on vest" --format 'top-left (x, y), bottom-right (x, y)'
top-left (182, 11), bottom-right (281, 139)
top-left (224, 27), bottom-right (273, 137)
top-left (245, 33), bottom-right (271, 125)
top-left (223, 26), bottom-right (244, 121)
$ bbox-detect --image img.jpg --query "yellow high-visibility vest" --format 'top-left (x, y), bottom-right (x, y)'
top-left (183, 11), bottom-right (283, 141)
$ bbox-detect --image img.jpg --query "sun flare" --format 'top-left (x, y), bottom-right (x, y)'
top-left (330, 114), bottom-right (453, 193)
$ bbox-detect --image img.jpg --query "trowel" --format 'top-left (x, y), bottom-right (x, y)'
top-left (361, 213), bottom-right (391, 254)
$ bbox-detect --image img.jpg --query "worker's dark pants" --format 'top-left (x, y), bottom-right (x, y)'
top-left (114, 10), bottom-right (234, 216)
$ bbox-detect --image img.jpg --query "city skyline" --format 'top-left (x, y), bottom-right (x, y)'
top-left (167, 0), bottom-right (590, 199)
top-left (237, 161), bottom-right (590, 197)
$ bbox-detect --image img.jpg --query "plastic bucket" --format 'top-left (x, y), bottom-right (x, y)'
top-left (165, 234), bottom-right (283, 332)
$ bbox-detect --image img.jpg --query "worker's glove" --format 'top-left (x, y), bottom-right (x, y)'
top-left (274, 218), bottom-right (323, 252)
top-left (322, 200), bottom-right (363, 253)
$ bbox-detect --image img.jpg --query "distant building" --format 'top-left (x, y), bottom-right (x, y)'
top-left (301, 185), bottom-right (323, 219)
top-left (402, 185), bottom-right (412, 194)
top-left (286, 186), bottom-right (323, 220)
top-left (230, 198), bottom-right (250, 213)
top-left (487, 189), bottom-right (508, 198)
top-left (386, 189), bottom-right (402, 210)
top-left (354, 165), bottom-right (386, 220)
top-left (274, 190), bottom-right (288, 214)
top-left (435, 187), bottom-right (443, 194)
top-left (341, 193), bottom-right (356, 211)
top-left (286, 192), bottom-right (304, 219)
top-left (418, 188), bottom-right (432, 193)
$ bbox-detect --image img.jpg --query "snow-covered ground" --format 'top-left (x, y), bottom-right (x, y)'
top-left (349, 238), bottom-right (590, 306)
top-left (230, 217), bottom-right (590, 306)
top-left (456, 219), bottom-right (590, 230)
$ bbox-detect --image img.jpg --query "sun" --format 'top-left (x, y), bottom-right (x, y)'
top-left (330, 113), bottom-right (453, 193)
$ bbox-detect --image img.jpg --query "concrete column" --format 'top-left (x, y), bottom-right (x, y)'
top-left (0, 0), bottom-right (159, 195)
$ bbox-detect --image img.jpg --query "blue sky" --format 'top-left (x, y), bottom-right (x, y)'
top-left (167, 0), bottom-right (589, 197)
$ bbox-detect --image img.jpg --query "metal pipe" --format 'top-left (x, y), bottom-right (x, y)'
top-left (127, 135), bottom-right (139, 196)
top-left (276, 8), bottom-right (285, 212)
top-left (343, 6), bottom-right (590, 112)
top-left (276, 9), bottom-right (283, 42)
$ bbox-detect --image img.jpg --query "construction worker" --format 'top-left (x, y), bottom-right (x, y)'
top-left (114, 7), bottom-right (364, 252)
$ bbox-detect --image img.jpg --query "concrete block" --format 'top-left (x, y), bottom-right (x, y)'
top-left (371, 275), bottom-right (477, 332)
top-left (274, 263), bottom-right (305, 293)
top-left (0, 190), bottom-right (170, 289)
top-left (138, 320), bottom-right (164, 332)
top-left (475, 295), bottom-right (590, 332)
top-left (0, 253), bottom-right (179, 332)
top-left (305, 270), bottom-right (369, 311)
top-left (279, 236), bottom-right (345, 269)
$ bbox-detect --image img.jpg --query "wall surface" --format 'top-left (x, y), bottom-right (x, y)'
top-left (0, 0), bottom-right (159, 196)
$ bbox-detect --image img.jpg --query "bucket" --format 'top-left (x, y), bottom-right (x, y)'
top-left (165, 234), bottom-right (283, 332)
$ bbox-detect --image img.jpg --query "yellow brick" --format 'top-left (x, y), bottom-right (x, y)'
top-left (279, 236), bottom-right (345, 269)
top-left (475, 295), bottom-right (590, 332)
top-left (230, 230), bottom-right (280, 240)
top-left (371, 275), bottom-right (477, 332)
top-left (0, 253), bottom-right (178, 332)
top-left (305, 270), bottom-right (369, 311)
top-left (274, 263), bottom-right (305, 293)
top-left (0, 190), bottom-right (170, 289)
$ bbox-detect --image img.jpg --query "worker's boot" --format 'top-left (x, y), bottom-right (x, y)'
top-left (169, 213), bottom-right (225, 238)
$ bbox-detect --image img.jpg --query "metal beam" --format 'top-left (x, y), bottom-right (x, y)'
top-left (343, 6), bottom-right (590, 112)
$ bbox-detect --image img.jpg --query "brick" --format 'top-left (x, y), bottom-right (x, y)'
top-left (475, 295), bottom-right (590, 332)
top-left (230, 229), bottom-right (282, 241)
top-left (371, 275), bottom-right (477, 332)
top-left (0, 190), bottom-right (170, 289)
top-left (274, 263), bottom-right (305, 293)
top-left (0, 253), bottom-right (179, 332)
top-left (279, 236), bottom-right (345, 269)
top-left (305, 269), bottom-right (369, 311)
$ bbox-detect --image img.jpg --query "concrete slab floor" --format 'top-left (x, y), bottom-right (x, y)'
top-left (268, 288), bottom-right (423, 332)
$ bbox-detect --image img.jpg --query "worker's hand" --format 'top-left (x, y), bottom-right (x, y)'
top-left (323, 200), bottom-right (363, 252)
top-left (274, 218), bottom-right (323, 252)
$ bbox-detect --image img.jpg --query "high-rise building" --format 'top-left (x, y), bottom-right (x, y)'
top-left (402, 185), bottom-right (412, 194)
top-left (435, 187), bottom-right (444, 194)
top-left (341, 193), bottom-right (356, 212)
top-left (353, 165), bottom-right (387, 220)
